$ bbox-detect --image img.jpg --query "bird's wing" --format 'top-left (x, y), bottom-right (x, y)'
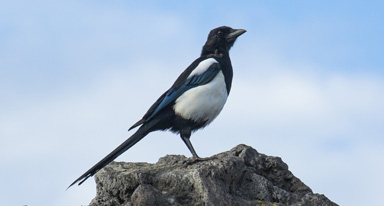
top-left (129, 58), bottom-right (220, 130)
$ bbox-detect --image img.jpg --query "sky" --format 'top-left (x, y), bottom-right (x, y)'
top-left (1, 0), bottom-right (383, 205)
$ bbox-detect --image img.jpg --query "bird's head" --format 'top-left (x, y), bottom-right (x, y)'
top-left (202, 26), bottom-right (246, 56)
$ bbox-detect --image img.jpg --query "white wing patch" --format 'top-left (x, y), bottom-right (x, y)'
top-left (188, 58), bottom-right (218, 78)
top-left (174, 70), bottom-right (228, 124)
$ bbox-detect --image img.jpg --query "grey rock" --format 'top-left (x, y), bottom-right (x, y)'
top-left (89, 144), bottom-right (337, 206)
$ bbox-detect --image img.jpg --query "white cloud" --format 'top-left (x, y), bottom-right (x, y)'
top-left (2, 52), bottom-right (383, 206)
top-left (221, 67), bottom-right (384, 205)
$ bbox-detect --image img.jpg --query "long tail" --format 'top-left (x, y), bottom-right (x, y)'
top-left (67, 119), bottom-right (158, 189)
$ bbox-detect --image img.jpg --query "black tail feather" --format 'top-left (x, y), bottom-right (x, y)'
top-left (67, 119), bottom-right (158, 189)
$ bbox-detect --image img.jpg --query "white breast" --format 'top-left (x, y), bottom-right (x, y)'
top-left (173, 71), bottom-right (228, 124)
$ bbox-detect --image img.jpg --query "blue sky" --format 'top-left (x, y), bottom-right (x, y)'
top-left (1, 1), bottom-right (383, 205)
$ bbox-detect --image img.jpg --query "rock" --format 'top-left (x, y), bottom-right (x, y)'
top-left (89, 144), bottom-right (338, 206)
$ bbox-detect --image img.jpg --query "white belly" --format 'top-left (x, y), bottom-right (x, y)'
top-left (173, 71), bottom-right (228, 124)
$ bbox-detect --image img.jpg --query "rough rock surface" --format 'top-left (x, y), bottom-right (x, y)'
top-left (89, 144), bottom-right (337, 206)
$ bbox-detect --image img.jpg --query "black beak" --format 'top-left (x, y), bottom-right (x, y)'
top-left (227, 29), bottom-right (247, 41)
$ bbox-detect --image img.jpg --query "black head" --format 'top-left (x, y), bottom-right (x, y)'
top-left (201, 26), bottom-right (246, 56)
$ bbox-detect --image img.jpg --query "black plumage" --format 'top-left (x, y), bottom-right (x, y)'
top-left (68, 26), bottom-right (245, 188)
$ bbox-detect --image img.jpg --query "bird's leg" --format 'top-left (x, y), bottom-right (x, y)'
top-left (180, 130), bottom-right (213, 165)
top-left (180, 130), bottom-right (200, 159)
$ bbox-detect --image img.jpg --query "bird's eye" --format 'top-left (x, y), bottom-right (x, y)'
top-left (217, 31), bottom-right (223, 36)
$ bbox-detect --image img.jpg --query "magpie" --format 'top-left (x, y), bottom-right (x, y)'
top-left (68, 26), bottom-right (246, 188)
